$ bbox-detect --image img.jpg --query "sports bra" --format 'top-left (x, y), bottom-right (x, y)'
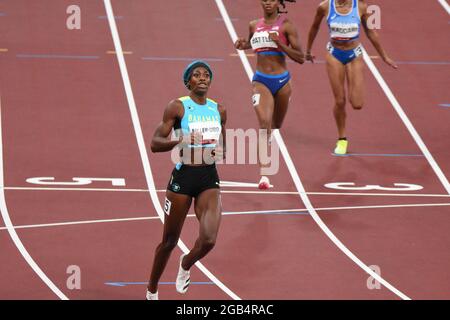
top-left (251, 15), bottom-right (289, 55)
top-left (327, 0), bottom-right (361, 42)
top-left (174, 96), bottom-right (221, 148)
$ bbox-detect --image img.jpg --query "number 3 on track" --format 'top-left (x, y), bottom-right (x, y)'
top-left (324, 182), bottom-right (423, 191)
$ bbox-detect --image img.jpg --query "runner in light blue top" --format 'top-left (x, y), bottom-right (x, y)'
top-left (175, 96), bottom-right (221, 149)
top-left (326, 0), bottom-right (362, 65)
top-left (327, 0), bottom-right (361, 43)
top-left (306, 0), bottom-right (398, 155)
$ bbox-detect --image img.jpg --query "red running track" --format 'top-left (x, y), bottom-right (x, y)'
top-left (0, 0), bottom-right (449, 299)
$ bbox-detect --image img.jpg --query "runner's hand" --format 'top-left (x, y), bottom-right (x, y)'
top-left (383, 56), bottom-right (398, 69)
top-left (212, 146), bottom-right (225, 162)
top-left (306, 52), bottom-right (315, 63)
top-left (234, 38), bottom-right (247, 50)
top-left (268, 32), bottom-right (280, 46)
top-left (179, 132), bottom-right (203, 146)
top-left (190, 131), bottom-right (203, 145)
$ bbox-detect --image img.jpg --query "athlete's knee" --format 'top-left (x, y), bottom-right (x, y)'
top-left (351, 102), bottom-right (363, 110)
top-left (259, 118), bottom-right (272, 130)
top-left (199, 235), bottom-right (217, 252)
top-left (200, 239), bottom-right (216, 252)
top-left (160, 235), bottom-right (179, 252)
top-left (271, 119), bottom-right (282, 129)
top-left (335, 97), bottom-right (346, 109)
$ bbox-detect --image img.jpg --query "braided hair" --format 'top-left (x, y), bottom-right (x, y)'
top-left (279, 0), bottom-right (296, 13)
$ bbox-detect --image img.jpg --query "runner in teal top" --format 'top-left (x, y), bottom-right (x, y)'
top-left (175, 95), bottom-right (221, 149)
top-left (146, 61), bottom-right (226, 300)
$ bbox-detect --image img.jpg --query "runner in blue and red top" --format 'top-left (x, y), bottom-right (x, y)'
top-left (235, 0), bottom-right (304, 189)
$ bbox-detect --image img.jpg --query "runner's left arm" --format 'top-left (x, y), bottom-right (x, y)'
top-left (361, 1), bottom-right (397, 69)
top-left (270, 20), bottom-right (305, 64)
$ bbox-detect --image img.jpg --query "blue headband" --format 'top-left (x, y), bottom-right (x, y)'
top-left (183, 60), bottom-right (213, 89)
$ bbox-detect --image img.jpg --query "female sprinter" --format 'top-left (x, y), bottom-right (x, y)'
top-left (235, 0), bottom-right (304, 189)
top-left (306, 0), bottom-right (397, 154)
top-left (146, 61), bottom-right (226, 300)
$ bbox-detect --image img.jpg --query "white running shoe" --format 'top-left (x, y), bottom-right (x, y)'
top-left (258, 176), bottom-right (270, 190)
top-left (146, 290), bottom-right (158, 300)
top-left (176, 254), bottom-right (190, 294)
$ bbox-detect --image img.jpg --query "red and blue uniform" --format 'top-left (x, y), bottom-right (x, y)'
top-left (251, 15), bottom-right (289, 56)
top-left (250, 15), bottom-right (291, 95)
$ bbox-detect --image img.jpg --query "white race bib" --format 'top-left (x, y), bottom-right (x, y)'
top-left (188, 121), bottom-right (221, 141)
top-left (251, 31), bottom-right (279, 51)
top-left (329, 22), bottom-right (359, 40)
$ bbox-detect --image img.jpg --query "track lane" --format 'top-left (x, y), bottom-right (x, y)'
top-left (0, 225), bottom-right (57, 299)
top-left (0, 0), bottom-right (447, 300)
top-left (366, 0), bottom-right (450, 181)
top-left (222, 0), bottom-right (449, 299)
top-left (0, 0), bottom-right (160, 299)
top-left (113, 0), bottom-right (410, 299)
top-left (281, 0), bottom-right (450, 298)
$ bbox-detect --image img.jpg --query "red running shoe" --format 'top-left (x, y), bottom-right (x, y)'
top-left (258, 176), bottom-right (270, 190)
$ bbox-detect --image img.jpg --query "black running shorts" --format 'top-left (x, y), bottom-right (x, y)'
top-left (167, 163), bottom-right (220, 197)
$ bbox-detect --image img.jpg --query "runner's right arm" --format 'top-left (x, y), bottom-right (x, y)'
top-left (306, 1), bottom-right (327, 62)
top-left (150, 99), bottom-right (184, 152)
top-left (234, 20), bottom-right (257, 50)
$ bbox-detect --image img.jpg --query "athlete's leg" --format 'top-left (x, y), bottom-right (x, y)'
top-left (147, 191), bottom-right (192, 294)
top-left (182, 188), bottom-right (222, 269)
top-left (326, 52), bottom-right (347, 138)
top-left (272, 81), bottom-right (292, 129)
top-left (252, 82), bottom-right (275, 177)
top-left (345, 56), bottom-right (365, 110)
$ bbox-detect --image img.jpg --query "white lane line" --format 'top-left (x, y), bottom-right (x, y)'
top-left (437, 0), bottom-right (450, 14)
top-left (220, 180), bottom-right (274, 188)
top-left (277, 130), bottom-right (411, 300)
top-left (222, 202), bottom-right (450, 215)
top-left (0, 96), bottom-right (68, 299)
top-left (361, 47), bottom-right (450, 195)
top-left (4, 186), bottom-right (450, 197)
top-left (221, 190), bottom-right (450, 197)
top-left (103, 0), bottom-right (240, 300)
top-left (1, 202), bottom-right (449, 232)
top-left (215, 0), bottom-right (411, 300)
top-left (0, 216), bottom-right (159, 230)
